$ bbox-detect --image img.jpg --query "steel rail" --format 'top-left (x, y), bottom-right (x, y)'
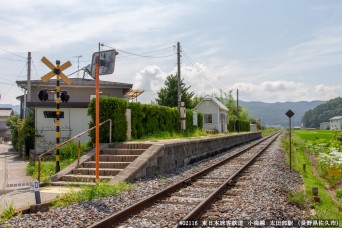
top-left (176, 130), bottom-right (282, 227)
top-left (89, 131), bottom-right (281, 228)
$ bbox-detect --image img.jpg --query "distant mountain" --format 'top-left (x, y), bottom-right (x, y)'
top-left (0, 104), bottom-right (20, 114)
top-left (302, 97), bottom-right (342, 128)
top-left (239, 100), bottom-right (325, 127)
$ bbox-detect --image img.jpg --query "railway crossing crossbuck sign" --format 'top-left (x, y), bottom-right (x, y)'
top-left (40, 57), bottom-right (72, 174)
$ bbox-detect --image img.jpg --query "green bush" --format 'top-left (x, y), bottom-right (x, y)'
top-left (228, 119), bottom-right (250, 132)
top-left (128, 102), bottom-right (202, 139)
top-left (22, 117), bottom-right (35, 154)
top-left (88, 97), bottom-right (128, 142)
top-left (60, 142), bottom-right (90, 161)
top-left (197, 112), bottom-right (203, 129)
top-left (6, 115), bottom-right (35, 154)
top-left (129, 102), bottom-right (145, 139)
top-left (88, 98), bottom-right (203, 141)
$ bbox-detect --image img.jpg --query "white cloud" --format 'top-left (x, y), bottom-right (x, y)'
top-left (134, 65), bottom-right (166, 91)
top-left (227, 81), bottom-right (342, 102)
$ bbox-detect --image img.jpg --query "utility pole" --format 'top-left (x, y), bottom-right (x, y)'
top-left (25, 52), bottom-right (31, 118)
top-left (236, 89), bottom-right (239, 132)
top-left (177, 42), bottom-right (181, 111)
top-left (27, 52), bottom-right (31, 102)
top-left (95, 43), bottom-right (100, 182)
top-left (177, 42), bottom-right (183, 131)
top-left (74, 55), bottom-right (82, 77)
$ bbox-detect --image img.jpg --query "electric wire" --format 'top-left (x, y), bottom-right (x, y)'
top-left (181, 47), bottom-right (223, 92)
top-left (31, 59), bottom-right (40, 80)
top-left (0, 74), bottom-right (16, 83)
top-left (0, 57), bottom-right (26, 62)
top-left (2, 63), bottom-right (27, 99)
top-left (0, 82), bottom-right (16, 85)
top-left (0, 47), bottom-right (27, 60)
top-left (117, 49), bottom-right (175, 58)
top-left (101, 44), bottom-right (176, 58)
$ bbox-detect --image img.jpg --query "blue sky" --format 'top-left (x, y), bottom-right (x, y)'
top-left (0, 0), bottom-right (341, 104)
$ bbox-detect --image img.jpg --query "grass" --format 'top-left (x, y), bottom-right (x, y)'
top-left (294, 130), bottom-right (341, 141)
top-left (337, 189), bottom-right (342, 200)
top-left (134, 127), bottom-right (275, 142)
top-left (0, 202), bottom-right (17, 222)
top-left (136, 129), bottom-right (215, 141)
top-left (50, 181), bottom-right (133, 208)
top-left (282, 132), bottom-right (342, 220)
top-left (286, 189), bottom-right (308, 209)
top-left (26, 142), bottom-right (91, 182)
top-left (261, 127), bottom-right (279, 137)
top-left (27, 159), bottom-right (74, 182)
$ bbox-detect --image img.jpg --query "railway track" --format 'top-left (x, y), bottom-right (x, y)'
top-left (90, 131), bottom-right (282, 228)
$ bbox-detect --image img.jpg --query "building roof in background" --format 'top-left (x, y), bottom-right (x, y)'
top-left (16, 78), bottom-right (133, 89)
top-left (194, 95), bottom-right (228, 111)
top-left (124, 89), bottom-right (144, 101)
top-left (0, 108), bottom-right (14, 117)
top-left (330, 116), bottom-right (342, 120)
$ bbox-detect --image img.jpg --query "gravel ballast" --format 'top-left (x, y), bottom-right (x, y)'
top-left (1, 136), bottom-right (306, 227)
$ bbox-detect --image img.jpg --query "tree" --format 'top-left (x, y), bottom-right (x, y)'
top-left (6, 115), bottom-right (22, 151)
top-left (191, 94), bottom-right (204, 108)
top-left (156, 74), bottom-right (195, 109)
top-left (6, 114), bottom-right (35, 154)
top-left (302, 97), bottom-right (342, 128)
top-left (217, 90), bottom-right (250, 122)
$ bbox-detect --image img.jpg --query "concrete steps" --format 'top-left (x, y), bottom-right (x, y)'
top-left (71, 168), bottom-right (123, 176)
top-left (61, 174), bottom-right (114, 182)
top-left (82, 161), bottom-right (131, 169)
top-left (51, 143), bottom-right (151, 185)
top-left (49, 181), bottom-right (96, 186)
top-left (110, 143), bottom-right (151, 149)
top-left (98, 155), bottom-right (139, 162)
top-left (101, 148), bottom-right (145, 155)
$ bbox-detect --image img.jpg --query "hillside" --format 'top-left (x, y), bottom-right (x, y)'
top-left (239, 100), bottom-right (325, 127)
top-left (0, 104), bottom-right (20, 114)
top-left (302, 97), bottom-right (342, 128)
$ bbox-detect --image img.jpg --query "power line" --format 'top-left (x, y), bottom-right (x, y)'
top-left (0, 75), bottom-right (15, 83)
top-left (181, 47), bottom-right (223, 92)
top-left (2, 63), bottom-right (27, 100)
top-left (138, 46), bottom-right (176, 54)
top-left (0, 57), bottom-right (26, 62)
top-left (101, 44), bottom-right (176, 58)
top-left (31, 59), bottom-right (40, 80)
top-left (0, 82), bottom-right (16, 85)
top-left (116, 49), bottom-right (175, 58)
top-left (0, 47), bottom-right (27, 60)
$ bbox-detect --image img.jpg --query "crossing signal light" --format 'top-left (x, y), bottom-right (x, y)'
top-left (61, 91), bottom-right (69, 102)
top-left (38, 89), bottom-right (48, 101)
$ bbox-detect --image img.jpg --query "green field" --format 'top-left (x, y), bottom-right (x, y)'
top-left (282, 130), bottom-right (342, 221)
top-left (294, 130), bottom-right (341, 141)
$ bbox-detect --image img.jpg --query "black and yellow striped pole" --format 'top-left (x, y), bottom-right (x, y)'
top-left (55, 60), bottom-right (61, 173)
top-left (41, 57), bottom-right (72, 174)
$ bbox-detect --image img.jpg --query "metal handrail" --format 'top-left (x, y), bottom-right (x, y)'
top-left (37, 119), bottom-right (112, 182)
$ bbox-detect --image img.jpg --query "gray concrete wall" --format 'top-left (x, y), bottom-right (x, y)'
top-left (110, 132), bottom-right (261, 184)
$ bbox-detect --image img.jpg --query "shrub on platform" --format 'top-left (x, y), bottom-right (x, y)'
top-left (88, 97), bottom-right (128, 142)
